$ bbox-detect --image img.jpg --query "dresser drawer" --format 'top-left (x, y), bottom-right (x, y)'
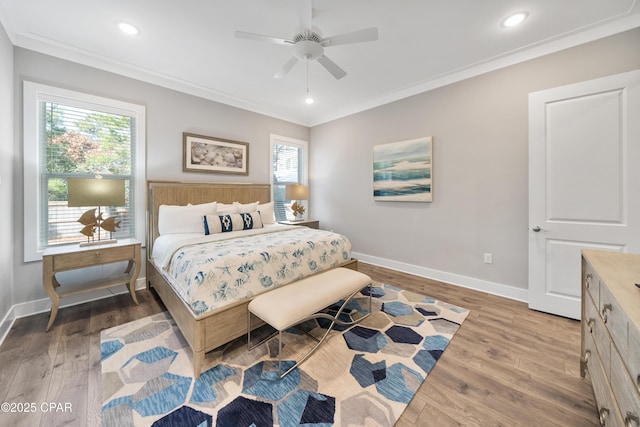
top-left (584, 293), bottom-right (599, 338)
top-left (585, 295), bottom-right (611, 379)
top-left (584, 261), bottom-right (600, 308)
top-left (628, 322), bottom-right (640, 397)
top-left (600, 283), bottom-right (628, 358)
top-left (584, 321), bottom-right (597, 377)
top-left (52, 245), bottom-right (136, 270)
top-left (585, 332), bottom-right (624, 427)
top-left (611, 348), bottom-right (640, 427)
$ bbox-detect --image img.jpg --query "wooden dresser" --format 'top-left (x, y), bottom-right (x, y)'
top-left (581, 250), bottom-right (640, 427)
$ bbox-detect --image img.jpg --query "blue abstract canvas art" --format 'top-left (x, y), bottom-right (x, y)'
top-left (373, 137), bottom-right (432, 202)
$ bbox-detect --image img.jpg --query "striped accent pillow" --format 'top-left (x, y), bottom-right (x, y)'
top-left (203, 212), bottom-right (263, 235)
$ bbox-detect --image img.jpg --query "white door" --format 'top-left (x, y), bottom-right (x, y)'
top-left (528, 69), bottom-right (640, 320)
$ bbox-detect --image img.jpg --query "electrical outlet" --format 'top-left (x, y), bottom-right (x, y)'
top-left (483, 253), bottom-right (493, 264)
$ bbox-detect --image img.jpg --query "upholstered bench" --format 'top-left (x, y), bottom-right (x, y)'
top-left (248, 267), bottom-right (372, 378)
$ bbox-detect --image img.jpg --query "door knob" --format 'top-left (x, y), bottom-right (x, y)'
top-left (531, 226), bottom-right (541, 232)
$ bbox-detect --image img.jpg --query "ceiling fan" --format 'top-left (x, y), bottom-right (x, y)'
top-left (235, 0), bottom-right (378, 80)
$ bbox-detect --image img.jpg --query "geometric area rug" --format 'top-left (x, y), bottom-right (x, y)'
top-left (101, 282), bottom-right (469, 426)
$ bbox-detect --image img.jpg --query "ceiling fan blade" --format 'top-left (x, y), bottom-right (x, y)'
top-left (274, 57), bottom-right (299, 79)
top-left (317, 55), bottom-right (347, 80)
top-left (235, 30), bottom-right (293, 45)
top-left (321, 27), bottom-right (379, 47)
top-left (297, 0), bottom-right (313, 32)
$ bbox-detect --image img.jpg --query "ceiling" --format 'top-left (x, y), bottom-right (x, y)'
top-left (1, 0), bottom-right (639, 126)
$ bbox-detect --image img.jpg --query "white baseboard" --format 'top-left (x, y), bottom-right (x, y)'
top-left (352, 252), bottom-right (529, 303)
top-left (0, 277), bottom-right (147, 347)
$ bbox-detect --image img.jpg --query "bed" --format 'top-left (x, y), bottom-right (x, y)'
top-left (146, 181), bottom-right (357, 377)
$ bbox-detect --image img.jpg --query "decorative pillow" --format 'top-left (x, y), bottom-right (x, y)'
top-left (257, 201), bottom-right (275, 224)
top-left (216, 202), bottom-right (239, 214)
top-left (158, 202), bottom-right (217, 235)
top-left (203, 212), bottom-right (264, 235)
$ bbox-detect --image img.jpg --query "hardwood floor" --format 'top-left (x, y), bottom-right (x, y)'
top-left (358, 264), bottom-right (598, 427)
top-left (0, 290), bottom-right (164, 427)
top-left (0, 263), bottom-right (598, 426)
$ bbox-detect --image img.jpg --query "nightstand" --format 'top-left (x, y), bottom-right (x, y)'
top-left (42, 238), bottom-right (141, 331)
top-left (279, 219), bottom-right (319, 229)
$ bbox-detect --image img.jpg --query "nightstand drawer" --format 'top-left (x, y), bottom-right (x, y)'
top-left (53, 245), bottom-right (135, 270)
top-left (279, 219), bottom-right (319, 229)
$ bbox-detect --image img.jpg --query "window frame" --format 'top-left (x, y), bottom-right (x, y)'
top-left (23, 81), bottom-right (146, 262)
top-left (269, 134), bottom-right (309, 221)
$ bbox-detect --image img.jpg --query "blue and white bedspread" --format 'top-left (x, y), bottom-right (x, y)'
top-left (152, 226), bottom-right (352, 316)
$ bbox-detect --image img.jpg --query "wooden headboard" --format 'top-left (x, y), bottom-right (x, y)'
top-left (147, 181), bottom-right (271, 257)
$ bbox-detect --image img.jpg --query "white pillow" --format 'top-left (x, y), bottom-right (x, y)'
top-left (187, 201), bottom-right (217, 207)
top-left (257, 201), bottom-right (275, 224)
top-left (203, 212), bottom-right (264, 234)
top-left (234, 201), bottom-right (259, 212)
top-left (216, 203), bottom-right (239, 214)
top-left (158, 202), bottom-right (217, 235)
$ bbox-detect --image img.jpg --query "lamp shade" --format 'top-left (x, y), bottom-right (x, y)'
top-left (67, 178), bottom-right (126, 207)
top-left (285, 184), bottom-right (309, 201)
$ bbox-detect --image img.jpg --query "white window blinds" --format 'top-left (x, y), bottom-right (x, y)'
top-left (40, 101), bottom-right (136, 246)
top-left (270, 135), bottom-right (308, 221)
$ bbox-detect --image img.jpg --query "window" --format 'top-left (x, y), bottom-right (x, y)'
top-left (23, 81), bottom-right (146, 261)
top-left (270, 134), bottom-right (308, 221)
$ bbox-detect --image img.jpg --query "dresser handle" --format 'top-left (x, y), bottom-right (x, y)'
top-left (601, 303), bottom-right (612, 324)
top-left (627, 412), bottom-right (640, 427)
top-left (587, 319), bottom-right (595, 334)
top-left (586, 273), bottom-right (592, 289)
top-left (584, 350), bottom-right (591, 365)
top-left (599, 407), bottom-right (610, 425)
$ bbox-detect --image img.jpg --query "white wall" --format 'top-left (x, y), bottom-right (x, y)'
top-left (6, 27), bottom-right (640, 322)
top-left (0, 21), bottom-right (14, 335)
top-left (12, 48), bottom-right (309, 307)
top-left (310, 28), bottom-right (640, 299)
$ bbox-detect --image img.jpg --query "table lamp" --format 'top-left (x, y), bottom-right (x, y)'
top-left (67, 178), bottom-right (126, 246)
top-left (285, 183), bottom-right (309, 220)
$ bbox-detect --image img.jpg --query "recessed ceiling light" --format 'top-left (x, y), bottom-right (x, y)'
top-left (118, 22), bottom-right (139, 35)
top-left (502, 12), bottom-right (528, 28)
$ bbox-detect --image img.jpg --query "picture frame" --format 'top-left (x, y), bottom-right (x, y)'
top-left (373, 136), bottom-right (432, 202)
top-left (183, 132), bottom-right (249, 175)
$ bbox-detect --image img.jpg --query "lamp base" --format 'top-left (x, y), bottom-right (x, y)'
top-left (79, 239), bottom-right (118, 248)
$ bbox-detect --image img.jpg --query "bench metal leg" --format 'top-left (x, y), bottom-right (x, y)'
top-left (277, 282), bottom-right (372, 378)
top-left (248, 311), bottom-right (280, 352)
top-left (248, 283), bottom-right (373, 379)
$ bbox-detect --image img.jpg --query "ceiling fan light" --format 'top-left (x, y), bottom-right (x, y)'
top-left (118, 22), bottom-right (139, 35)
top-left (502, 12), bottom-right (528, 28)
